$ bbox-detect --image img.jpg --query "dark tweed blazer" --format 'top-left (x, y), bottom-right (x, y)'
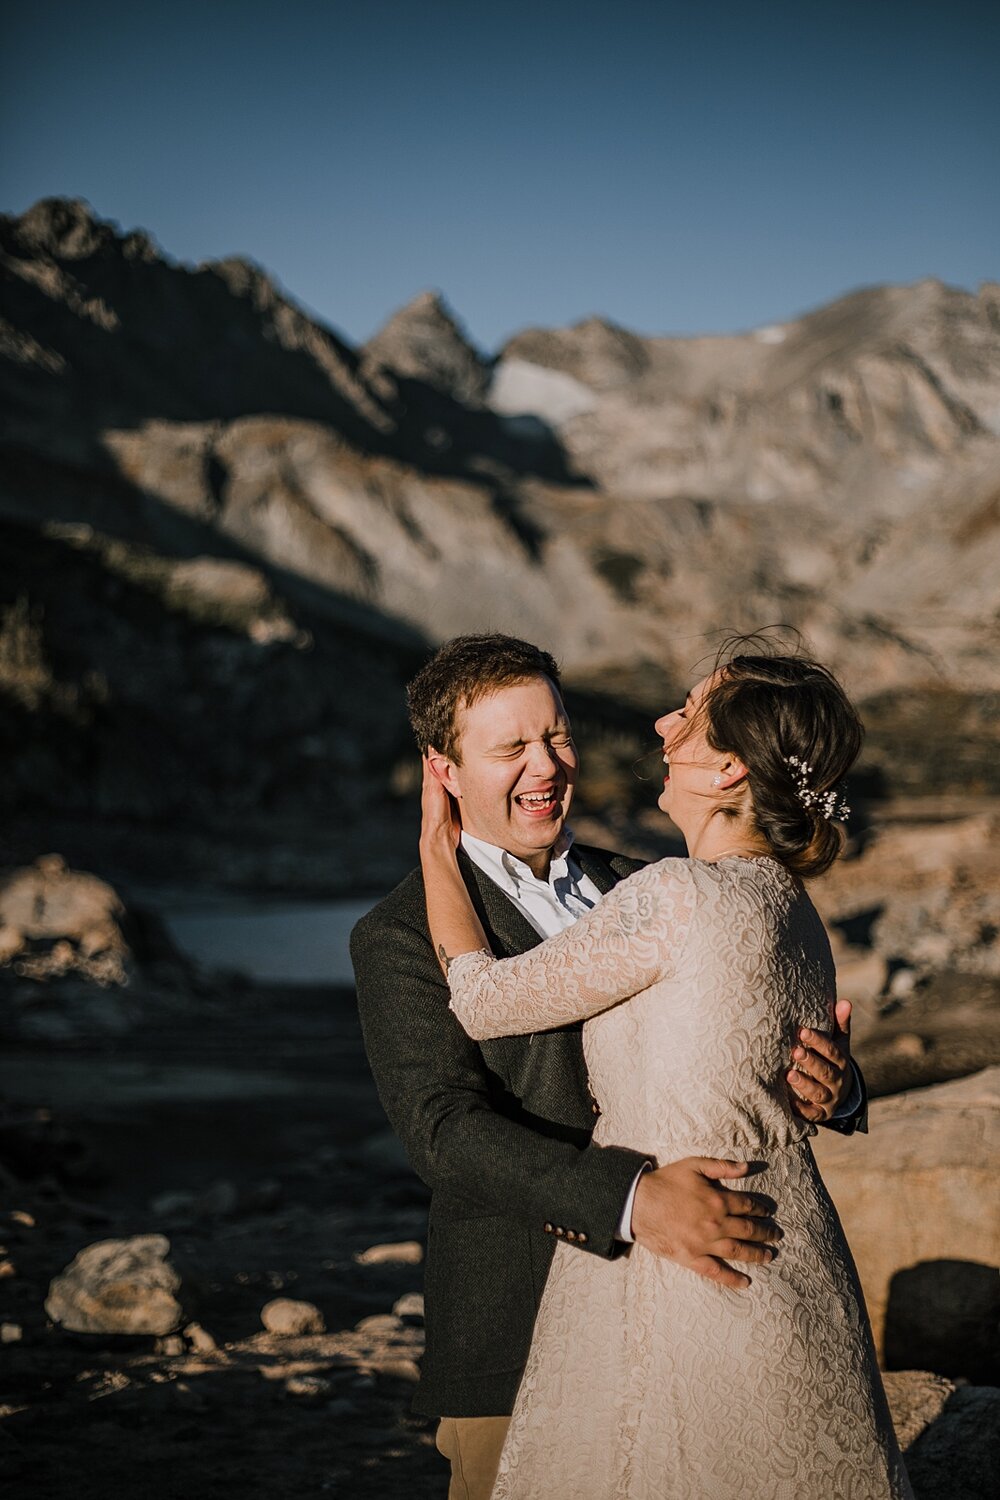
top-left (350, 842), bottom-right (649, 1418)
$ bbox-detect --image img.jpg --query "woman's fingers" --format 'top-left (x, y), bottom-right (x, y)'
top-left (420, 757), bottom-right (461, 846)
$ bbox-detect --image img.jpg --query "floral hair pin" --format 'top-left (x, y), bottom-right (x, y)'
top-left (783, 755), bottom-right (850, 822)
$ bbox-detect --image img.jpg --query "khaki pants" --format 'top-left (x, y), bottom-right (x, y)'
top-left (435, 1415), bottom-right (511, 1500)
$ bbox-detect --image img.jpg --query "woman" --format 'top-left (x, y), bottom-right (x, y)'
top-left (420, 652), bottom-right (912, 1499)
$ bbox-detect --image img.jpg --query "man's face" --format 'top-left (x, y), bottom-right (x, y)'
top-left (437, 675), bottom-right (579, 869)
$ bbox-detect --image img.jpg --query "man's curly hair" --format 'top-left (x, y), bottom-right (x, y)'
top-left (406, 634), bottom-right (562, 763)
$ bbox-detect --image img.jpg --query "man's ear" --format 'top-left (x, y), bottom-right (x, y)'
top-left (718, 756), bottom-right (749, 790)
top-left (426, 747), bottom-right (462, 798)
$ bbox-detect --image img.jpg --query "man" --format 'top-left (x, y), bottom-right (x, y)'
top-left (350, 635), bottom-right (864, 1500)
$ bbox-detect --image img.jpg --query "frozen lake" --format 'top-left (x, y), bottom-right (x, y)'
top-left (162, 898), bottom-right (378, 984)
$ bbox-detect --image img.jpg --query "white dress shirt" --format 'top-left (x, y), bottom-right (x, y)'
top-left (459, 830), bottom-right (860, 1241)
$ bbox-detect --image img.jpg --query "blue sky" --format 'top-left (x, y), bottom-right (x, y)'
top-left (2, 0), bottom-right (997, 350)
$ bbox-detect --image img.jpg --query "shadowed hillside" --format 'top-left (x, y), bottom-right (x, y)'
top-left (3, 198), bottom-right (1000, 889)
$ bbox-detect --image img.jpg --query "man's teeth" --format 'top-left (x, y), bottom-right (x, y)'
top-left (517, 792), bottom-right (557, 808)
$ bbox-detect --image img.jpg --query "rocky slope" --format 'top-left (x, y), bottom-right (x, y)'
top-left (2, 197), bottom-right (1000, 887)
top-left (1, 860), bottom-right (997, 1499)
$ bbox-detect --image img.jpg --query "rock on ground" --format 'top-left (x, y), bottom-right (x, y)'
top-left (393, 1292), bottom-right (424, 1318)
top-left (814, 811), bottom-right (1000, 1033)
top-left (0, 855), bottom-right (129, 985)
top-left (260, 1297), bottom-right (325, 1335)
top-left (813, 1068), bottom-right (1000, 1381)
top-left (354, 1240), bottom-right (423, 1266)
top-left (905, 1383), bottom-right (1000, 1500)
top-left (45, 1234), bottom-right (182, 1336)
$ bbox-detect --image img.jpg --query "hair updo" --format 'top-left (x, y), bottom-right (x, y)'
top-left (700, 652), bottom-right (864, 878)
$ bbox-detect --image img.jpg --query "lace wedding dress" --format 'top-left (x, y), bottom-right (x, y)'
top-left (447, 857), bottom-right (912, 1500)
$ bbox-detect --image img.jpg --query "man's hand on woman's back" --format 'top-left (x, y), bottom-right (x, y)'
top-left (786, 999), bottom-right (854, 1124)
top-left (630, 1158), bottom-right (781, 1292)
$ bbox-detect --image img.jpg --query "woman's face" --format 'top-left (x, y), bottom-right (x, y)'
top-left (654, 672), bottom-right (721, 831)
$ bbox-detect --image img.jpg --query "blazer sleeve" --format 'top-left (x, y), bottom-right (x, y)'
top-left (350, 909), bottom-right (650, 1259)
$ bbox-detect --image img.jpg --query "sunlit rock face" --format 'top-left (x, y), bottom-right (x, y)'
top-left (2, 196), bottom-right (1000, 875)
top-left (813, 1068), bottom-right (1000, 1381)
top-left (496, 281), bottom-right (1000, 506)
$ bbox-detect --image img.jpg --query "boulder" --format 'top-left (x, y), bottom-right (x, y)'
top-left (284, 1374), bottom-right (333, 1401)
top-left (815, 813), bottom-right (1000, 985)
top-left (393, 1292), bottom-right (425, 1319)
top-left (354, 1240), bottom-right (423, 1267)
top-left (355, 1313), bottom-right (403, 1335)
top-left (45, 1234), bottom-right (182, 1336)
top-left (0, 925), bottom-right (23, 963)
top-left (812, 1068), bottom-right (1000, 1380)
top-left (0, 856), bottom-right (130, 986)
top-left (370, 1357), bottom-right (420, 1383)
top-left (260, 1297), bottom-right (325, 1336)
top-left (183, 1321), bottom-right (217, 1353)
top-left (0, 855), bottom-right (123, 945)
top-left (883, 1371), bottom-right (1000, 1499)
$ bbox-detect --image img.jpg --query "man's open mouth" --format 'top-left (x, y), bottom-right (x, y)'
top-left (514, 790), bottom-right (561, 816)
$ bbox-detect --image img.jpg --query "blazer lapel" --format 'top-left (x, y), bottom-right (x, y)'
top-left (572, 842), bottom-right (625, 896)
top-left (458, 849), bottom-right (545, 958)
top-left (457, 841), bottom-right (628, 959)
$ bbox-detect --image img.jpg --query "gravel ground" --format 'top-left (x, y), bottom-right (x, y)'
top-left (0, 980), bottom-right (445, 1499)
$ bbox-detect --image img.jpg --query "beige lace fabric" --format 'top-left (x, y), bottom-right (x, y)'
top-left (448, 857), bottom-right (912, 1500)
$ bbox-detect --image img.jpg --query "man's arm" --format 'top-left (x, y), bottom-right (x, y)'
top-left (351, 909), bottom-right (647, 1257)
top-left (353, 903), bottom-right (783, 1286)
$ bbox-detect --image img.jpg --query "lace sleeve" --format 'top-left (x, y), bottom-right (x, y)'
top-left (447, 860), bottom-right (696, 1040)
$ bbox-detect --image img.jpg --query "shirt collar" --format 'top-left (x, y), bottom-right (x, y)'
top-left (460, 827), bottom-right (576, 891)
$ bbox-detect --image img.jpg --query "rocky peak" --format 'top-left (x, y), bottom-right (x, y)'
top-left (1, 197), bottom-right (160, 266)
top-left (501, 314), bottom-right (649, 391)
top-left (362, 290), bottom-right (490, 405)
top-left (0, 196), bottom-right (398, 451)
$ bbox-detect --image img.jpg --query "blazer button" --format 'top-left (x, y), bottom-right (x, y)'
top-left (591, 1102), bottom-right (601, 1116)
top-left (578, 1232), bottom-right (589, 1244)
top-left (555, 1226), bottom-right (565, 1237)
top-left (544, 1222), bottom-right (553, 1234)
top-left (566, 1230), bottom-right (577, 1241)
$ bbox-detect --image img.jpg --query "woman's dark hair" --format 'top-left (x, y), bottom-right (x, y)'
top-left (407, 634), bottom-right (562, 763)
top-left (698, 648), bottom-right (864, 878)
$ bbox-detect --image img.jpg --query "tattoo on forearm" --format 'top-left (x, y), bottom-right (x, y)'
top-left (437, 943), bottom-right (453, 975)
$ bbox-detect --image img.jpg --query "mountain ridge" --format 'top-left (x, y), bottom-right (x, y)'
top-left (2, 197), bottom-right (1000, 867)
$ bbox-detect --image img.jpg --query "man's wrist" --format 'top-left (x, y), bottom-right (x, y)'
top-left (616, 1162), bottom-right (653, 1243)
top-left (831, 1061), bottom-right (862, 1121)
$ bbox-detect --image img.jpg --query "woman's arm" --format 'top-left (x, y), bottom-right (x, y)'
top-left (419, 759), bottom-right (492, 973)
top-left (444, 863), bottom-right (694, 1038)
top-left (418, 765), bottom-right (697, 1039)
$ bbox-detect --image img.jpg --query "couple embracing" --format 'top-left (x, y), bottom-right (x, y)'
top-left (351, 633), bottom-right (912, 1499)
